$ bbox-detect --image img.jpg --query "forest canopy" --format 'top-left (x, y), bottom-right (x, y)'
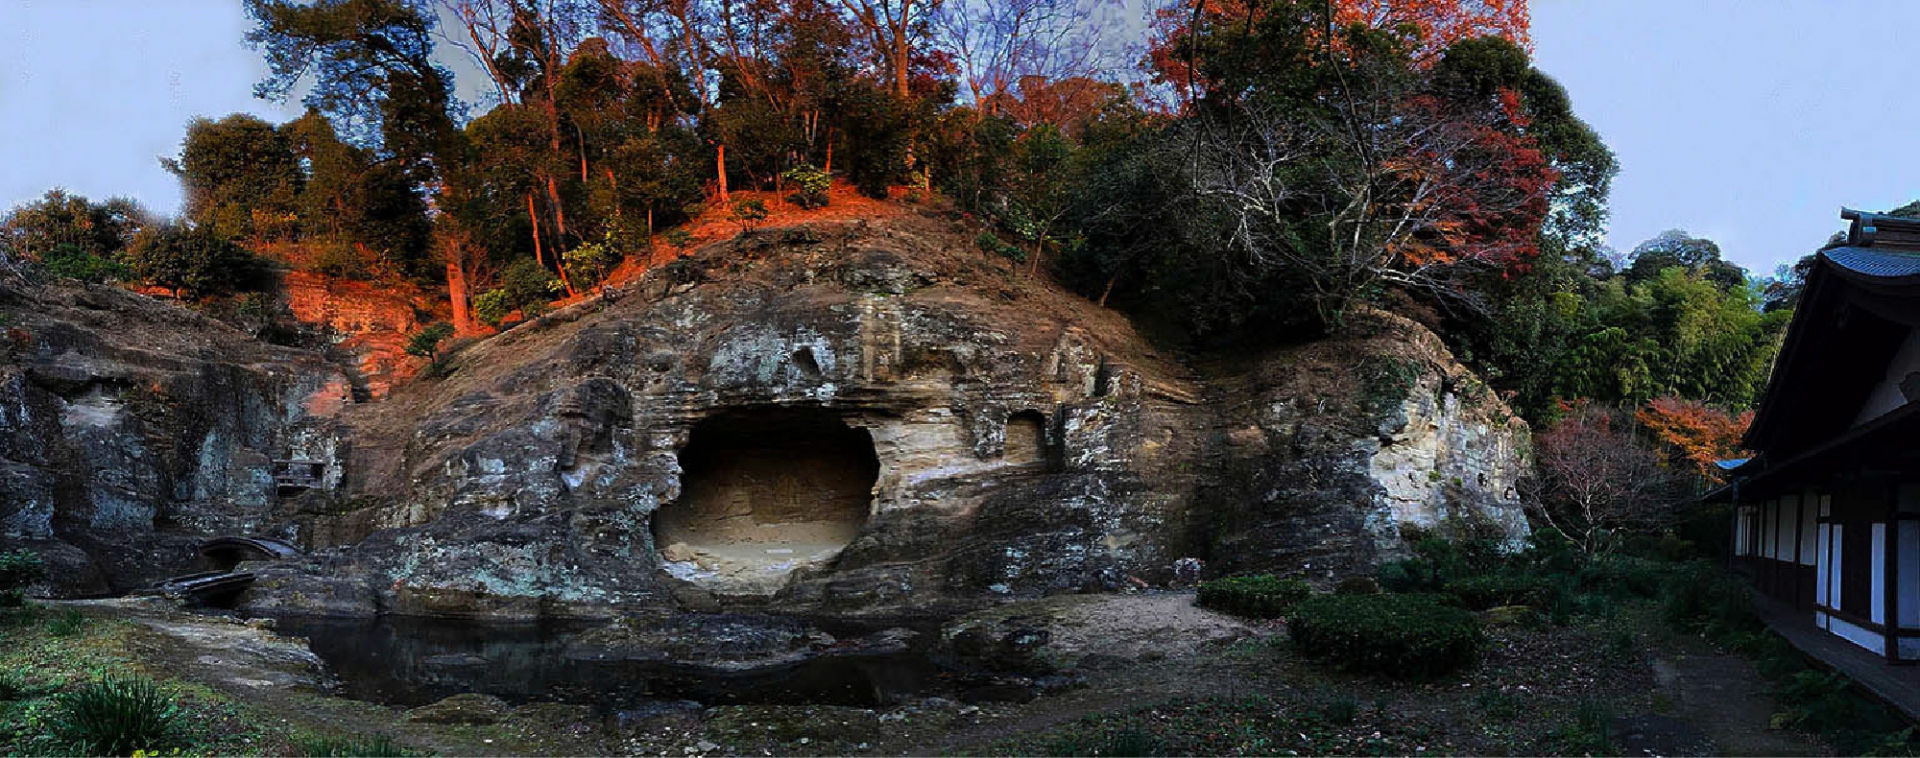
top-left (0, 0), bottom-right (1808, 452)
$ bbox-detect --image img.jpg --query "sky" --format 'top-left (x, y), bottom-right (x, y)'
top-left (3, 1), bottom-right (1919, 275)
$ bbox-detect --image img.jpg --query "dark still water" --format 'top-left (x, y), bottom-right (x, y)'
top-left (271, 615), bottom-right (943, 710)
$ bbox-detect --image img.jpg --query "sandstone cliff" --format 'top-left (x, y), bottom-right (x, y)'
top-left (0, 211), bottom-right (1531, 619)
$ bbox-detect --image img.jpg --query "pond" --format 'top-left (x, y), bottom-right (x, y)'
top-left (271, 614), bottom-right (947, 711)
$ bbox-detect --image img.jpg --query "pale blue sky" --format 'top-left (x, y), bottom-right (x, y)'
top-left (2, 1), bottom-right (1915, 274)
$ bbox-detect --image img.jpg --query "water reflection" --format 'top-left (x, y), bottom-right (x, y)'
top-left (274, 615), bottom-right (938, 709)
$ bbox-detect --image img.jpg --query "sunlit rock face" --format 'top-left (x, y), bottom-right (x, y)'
top-left (0, 216), bottom-right (1530, 621)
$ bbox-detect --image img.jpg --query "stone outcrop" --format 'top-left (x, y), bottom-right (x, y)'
top-left (0, 212), bottom-right (1531, 620)
top-left (1203, 309), bottom-right (1532, 581)
top-left (0, 262), bottom-right (348, 595)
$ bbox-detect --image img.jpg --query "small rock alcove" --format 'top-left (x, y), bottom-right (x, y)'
top-left (654, 408), bottom-right (879, 595)
top-left (1004, 410), bottom-right (1048, 466)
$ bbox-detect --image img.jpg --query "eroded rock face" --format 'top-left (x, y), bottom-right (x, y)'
top-left (0, 264), bottom-right (348, 595)
top-left (0, 215), bottom-right (1531, 620)
top-left (1204, 310), bottom-right (1532, 581)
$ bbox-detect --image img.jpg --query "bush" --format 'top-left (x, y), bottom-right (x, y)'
top-left (1442, 573), bottom-right (1552, 610)
top-left (1660, 561), bottom-right (1762, 643)
top-left (563, 237), bottom-right (623, 288)
top-left (1288, 594), bottom-right (1483, 679)
top-left (782, 164), bottom-right (832, 209)
top-left (474, 259), bottom-right (562, 327)
top-left (127, 221), bottom-right (269, 299)
top-left (1577, 555), bottom-right (1664, 599)
top-left (46, 676), bottom-right (180, 757)
top-left (663, 229), bottom-right (694, 252)
top-left (730, 198), bottom-right (769, 231)
top-left (405, 322), bottom-right (455, 361)
top-left (975, 230), bottom-right (1025, 262)
top-left (40, 243), bottom-right (130, 283)
top-left (0, 550), bottom-right (45, 607)
top-left (1195, 575), bottom-right (1311, 618)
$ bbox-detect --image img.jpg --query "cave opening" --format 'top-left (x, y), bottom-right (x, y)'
top-left (654, 408), bottom-right (878, 594)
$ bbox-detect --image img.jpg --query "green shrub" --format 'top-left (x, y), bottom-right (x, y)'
top-left (1334, 576), bottom-right (1381, 595)
top-left (975, 230), bottom-right (1025, 262)
top-left (127, 220), bottom-right (269, 299)
top-left (1577, 555), bottom-right (1665, 598)
top-left (40, 243), bottom-right (130, 283)
top-left (664, 228), bottom-right (694, 251)
top-left (0, 670), bottom-right (29, 701)
top-left (405, 322), bottom-right (455, 361)
top-left (782, 164), bottom-right (832, 209)
top-left (474, 259), bottom-right (561, 326)
top-left (46, 676), bottom-right (180, 757)
top-left (0, 550), bottom-right (45, 607)
top-left (309, 244), bottom-right (374, 280)
top-left (562, 237), bottom-right (624, 288)
top-left (471, 289), bottom-right (512, 327)
top-left (1195, 575), bottom-right (1311, 618)
top-left (292, 733), bottom-right (420, 757)
top-left (1288, 593), bottom-right (1483, 679)
top-left (1442, 573), bottom-right (1551, 610)
top-left (48, 607), bottom-right (88, 637)
top-left (1043, 727), bottom-right (1166, 758)
top-left (1660, 561), bottom-right (1762, 643)
top-left (730, 198), bottom-right (769, 231)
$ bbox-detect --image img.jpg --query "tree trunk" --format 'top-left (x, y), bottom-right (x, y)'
top-left (528, 191), bottom-right (547, 269)
top-left (1097, 272), bottom-right (1120, 307)
top-left (447, 262), bottom-right (476, 336)
top-left (717, 143), bottom-right (730, 202)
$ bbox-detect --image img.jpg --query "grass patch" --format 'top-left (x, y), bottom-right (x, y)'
top-left (292, 732), bottom-right (423, 757)
top-left (47, 608), bottom-right (88, 637)
top-left (43, 676), bottom-right (182, 756)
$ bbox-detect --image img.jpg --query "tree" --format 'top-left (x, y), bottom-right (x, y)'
top-left (1636, 396), bottom-right (1753, 484)
top-left (1532, 403), bottom-right (1683, 556)
top-left (838, 0), bottom-right (941, 100)
top-left (246, 0), bottom-right (460, 178)
top-left (1623, 229), bottom-right (1745, 290)
top-left (932, 0), bottom-right (1116, 113)
top-left (1147, 0), bottom-right (1530, 111)
top-left (166, 114), bottom-right (302, 242)
top-left (1180, 21), bottom-right (1554, 331)
top-left (406, 321), bottom-right (457, 361)
top-left (0, 190), bottom-right (149, 263)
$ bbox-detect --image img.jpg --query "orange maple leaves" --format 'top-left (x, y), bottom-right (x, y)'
top-left (1635, 396), bottom-right (1753, 481)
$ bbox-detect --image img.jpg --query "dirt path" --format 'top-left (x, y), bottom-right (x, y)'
top-left (1648, 643), bottom-right (1828, 756)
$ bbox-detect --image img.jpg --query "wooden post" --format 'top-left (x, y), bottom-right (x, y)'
top-left (1887, 481), bottom-right (1902, 662)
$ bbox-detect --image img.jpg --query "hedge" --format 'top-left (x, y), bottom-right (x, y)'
top-left (1195, 575), bottom-right (1312, 618)
top-left (1288, 593), bottom-right (1483, 679)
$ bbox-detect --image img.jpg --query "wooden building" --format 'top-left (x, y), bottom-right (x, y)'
top-left (1710, 209), bottom-right (1920, 662)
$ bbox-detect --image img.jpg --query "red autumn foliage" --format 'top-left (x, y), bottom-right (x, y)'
top-left (1532, 401), bottom-right (1682, 555)
top-left (1146, 0), bottom-right (1531, 109)
top-left (1635, 396), bottom-right (1753, 482)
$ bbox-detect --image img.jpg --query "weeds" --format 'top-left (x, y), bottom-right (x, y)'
top-left (44, 676), bottom-right (181, 756)
top-left (292, 732), bottom-right (421, 757)
top-left (48, 608), bottom-right (88, 637)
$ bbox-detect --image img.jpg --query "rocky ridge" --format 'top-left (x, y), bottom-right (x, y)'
top-left (0, 211), bottom-right (1531, 622)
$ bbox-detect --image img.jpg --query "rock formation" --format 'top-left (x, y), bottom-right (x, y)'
top-left (0, 212), bottom-right (1531, 620)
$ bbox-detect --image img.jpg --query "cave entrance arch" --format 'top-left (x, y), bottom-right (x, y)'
top-left (654, 408), bottom-right (879, 595)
